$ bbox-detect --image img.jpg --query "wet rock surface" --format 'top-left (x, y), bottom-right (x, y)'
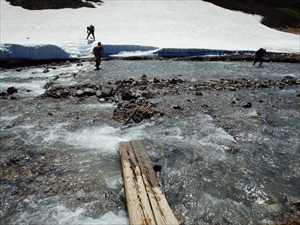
top-left (35, 74), bottom-right (300, 126)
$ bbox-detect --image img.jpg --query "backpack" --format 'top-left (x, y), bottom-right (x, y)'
top-left (256, 48), bottom-right (266, 57)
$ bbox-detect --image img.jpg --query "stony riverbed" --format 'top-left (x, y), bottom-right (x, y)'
top-left (1, 59), bottom-right (300, 224)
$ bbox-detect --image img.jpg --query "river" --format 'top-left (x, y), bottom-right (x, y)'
top-left (0, 60), bottom-right (299, 224)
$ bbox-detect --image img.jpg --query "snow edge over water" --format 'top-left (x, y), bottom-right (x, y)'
top-left (0, 43), bottom-right (264, 60)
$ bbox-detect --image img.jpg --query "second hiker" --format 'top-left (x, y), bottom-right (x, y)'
top-left (86, 25), bottom-right (95, 41)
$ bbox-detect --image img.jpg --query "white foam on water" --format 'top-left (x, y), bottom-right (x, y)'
top-left (0, 69), bottom-right (40, 79)
top-left (245, 109), bottom-right (259, 117)
top-left (195, 192), bottom-right (252, 224)
top-left (12, 196), bottom-right (129, 225)
top-left (0, 64), bottom-right (81, 79)
top-left (280, 88), bottom-right (300, 95)
top-left (0, 115), bottom-right (20, 121)
top-left (64, 123), bottom-right (150, 154)
top-left (0, 80), bottom-right (46, 97)
top-left (186, 115), bottom-right (236, 155)
top-left (37, 63), bottom-right (85, 78)
top-left (230, 109), bottom-right (259, 119)
top-left (22, 122), bottom-right (70, 147)
top-left (147, 113), bottom-right (234, 160)
top-left (0, 114), bottom-right (21, 131)
top-left (147, 126), bottom-right (184, 142)
top-left (201, 126), bottom-right (236, 144)
top-left (105, 174), bottom-right (123, 189)
top-left (197, 141), bottom-right (227, 161)
top-left (5, 123), bottom-right (37, 135)
top-left (0, 71), bottom-right (45, 80)
top-left (16, 120), bottom-right (150, 153)
top-left (53, 77), bottom-right (78, 87)
top-left (64, 103), bottom-right (116, 111)
top-left (50, 207), bottom-right (129, 225)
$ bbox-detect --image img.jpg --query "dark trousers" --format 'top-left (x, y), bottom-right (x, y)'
top-left (95, 56), bottom-right (101, 69)
top-left (87, 32), bottom-right (95, 40)
top-left (253, 57), bottom-right (263, 66)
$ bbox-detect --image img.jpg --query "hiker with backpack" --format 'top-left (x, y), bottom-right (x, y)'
top-left (253, 48), bottom-right (266, 66)
top-left (86, 25), bottom-right (95, 41)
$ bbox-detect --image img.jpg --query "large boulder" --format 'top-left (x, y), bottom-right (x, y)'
top-left (60, 89), bottom-right (70, 97)
top-left (83, 88), bottom-right (96, 96)
top-left (76, 90), bottom-right (84, 97)
top-left (121, 89), bottom-right (135, 100)
top-left (96, 85), bottom-right (113, 98)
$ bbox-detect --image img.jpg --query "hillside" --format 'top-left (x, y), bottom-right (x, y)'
top-left (6, 0), bottom-right (101, 9)
top-left (203, 0), bottom-right (300, 33)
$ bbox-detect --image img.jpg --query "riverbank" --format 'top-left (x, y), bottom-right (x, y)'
top-left (1, 53), bottom-right (300, 69)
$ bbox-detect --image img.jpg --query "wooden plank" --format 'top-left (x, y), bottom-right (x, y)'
top-left (119, 140), bottom-right (178, 225)
top-left (130, 140), bottom-right (179, 225)
top-left (120, 141), bottom-right (156, 225)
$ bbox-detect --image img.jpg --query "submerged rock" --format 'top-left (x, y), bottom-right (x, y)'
top-left (241, 102), bottom-right (252, 108)
top-left (113, 99), bottom-right (156, 125)
top-left (7, 86), bottom-right (18, 94)
top-left (221, 145), bottom-right (240, 154)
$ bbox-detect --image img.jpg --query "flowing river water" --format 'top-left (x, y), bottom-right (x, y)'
top-left (0, 60), bottom-right (300, 224)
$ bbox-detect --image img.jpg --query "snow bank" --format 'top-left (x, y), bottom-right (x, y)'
top-left (0, 43), bottom-right (258, 60)
top-left (1, 0), bottom-right (299, 60)
top-left (0, 44), bottom-right (70, 60)
top-left (0, 43), bottom-right (158, 59)
top-left (154, 48), bottom-right (256, 57)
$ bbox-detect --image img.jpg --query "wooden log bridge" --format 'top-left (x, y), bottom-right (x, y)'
top-left (119, 140), bottom-right (178, 225)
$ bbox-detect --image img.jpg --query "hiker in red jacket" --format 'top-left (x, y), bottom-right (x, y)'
top-left (93, 42), bottom-right (104, 70)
